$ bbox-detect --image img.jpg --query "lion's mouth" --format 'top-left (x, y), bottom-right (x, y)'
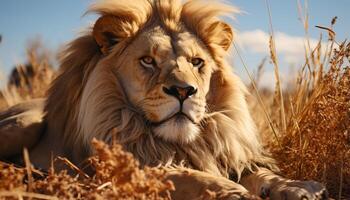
top-left (150, 112), bottom-right (196, 126)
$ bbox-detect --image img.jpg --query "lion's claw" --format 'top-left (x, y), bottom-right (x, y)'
top-left (217, 192), bottom-right (261, 200)
top-left (264, 180), bottom-right (328, 200)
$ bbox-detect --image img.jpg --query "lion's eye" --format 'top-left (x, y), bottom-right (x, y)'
top-left (191, 58), bottom-right (204, 68)
top-left (140, 56), bottom-right (156, 69)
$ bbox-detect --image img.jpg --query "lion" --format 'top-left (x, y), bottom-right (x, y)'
top-left (0, 0), bottom-right (328, 199)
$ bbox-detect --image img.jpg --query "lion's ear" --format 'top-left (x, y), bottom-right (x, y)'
top-left (93, 15), bottom-right (128, 54)
top-left (207, 21), bottom-right (234, 51)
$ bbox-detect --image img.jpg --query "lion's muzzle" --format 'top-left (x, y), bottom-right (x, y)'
top-left (163, 85), bottom-right (197, 102)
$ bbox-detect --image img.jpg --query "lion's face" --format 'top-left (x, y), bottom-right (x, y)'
top-left (76, 1), bottom-right (235, 145)
top-left (103, 26), bottom-right (215, 143)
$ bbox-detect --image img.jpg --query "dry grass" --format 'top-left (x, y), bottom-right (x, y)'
top-left (0, 139), bottom-right (174, 200)
top-left (246, 14), bottom-right (350, 199)
top-left (0, 39), bottom-right (55, 109)
top-left (268, 42), bottom-right (350, 199)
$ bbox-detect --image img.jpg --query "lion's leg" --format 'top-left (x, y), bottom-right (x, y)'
top-left (0, 99), bottom-right (45, 158)
top-left (240, 168), bottom-right (328, 200)
top-left (164, 168), bottom-right (260, 200)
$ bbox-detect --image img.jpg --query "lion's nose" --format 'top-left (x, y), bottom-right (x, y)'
top-left (163, 85), bottom-right (197, 101)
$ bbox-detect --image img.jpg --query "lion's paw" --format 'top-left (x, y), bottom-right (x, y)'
top-left (214, 191), bottom-right (262, 200)
top-left (262, 180), bottom-right (328, 200)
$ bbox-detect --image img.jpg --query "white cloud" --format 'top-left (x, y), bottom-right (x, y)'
top-left (256, 70), bottom-right (297, 90)
top-left (236, 29), bottom-right (324, 64)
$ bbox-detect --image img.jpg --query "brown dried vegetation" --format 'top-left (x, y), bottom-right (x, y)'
top-left (266, 42), bottom-right (350, 199)
top-left (0, 39), bottom-right (55, 109)
top-left (0, 140), bottom-right (174, 200)
top-left (248, 17), bottom-right (350, 199)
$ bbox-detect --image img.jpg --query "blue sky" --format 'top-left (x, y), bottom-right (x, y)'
top-left (0, 0), bottom-right (349, 88)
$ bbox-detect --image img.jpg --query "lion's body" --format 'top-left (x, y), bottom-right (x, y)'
top-left (0, 1), bottom-right (328, 199)
top-left (28, 0), bottom-right (272, 178)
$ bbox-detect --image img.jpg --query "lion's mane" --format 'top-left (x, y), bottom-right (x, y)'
top-left (44, 0), bottom-right (273, 179)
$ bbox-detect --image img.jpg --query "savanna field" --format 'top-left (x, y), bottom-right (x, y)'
top-left (0, 1), bottom-right (349, 200)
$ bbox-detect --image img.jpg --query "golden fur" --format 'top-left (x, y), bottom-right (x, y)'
top-left (34, 0), bottom-right (275, 179)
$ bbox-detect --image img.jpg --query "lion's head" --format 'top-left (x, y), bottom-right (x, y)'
top-left (44, 0), bottom-right (273, 178)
